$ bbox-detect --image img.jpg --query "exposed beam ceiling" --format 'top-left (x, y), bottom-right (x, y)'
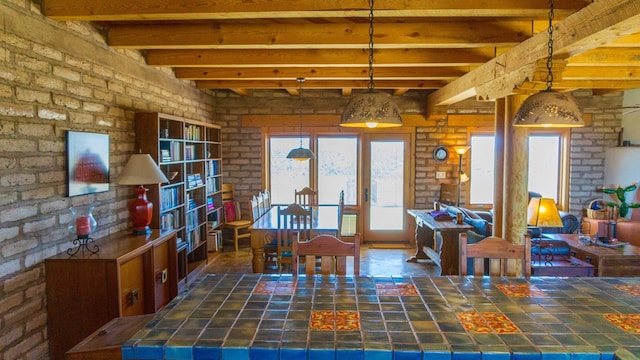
top-left (43, 0), bottom-right (640, 113)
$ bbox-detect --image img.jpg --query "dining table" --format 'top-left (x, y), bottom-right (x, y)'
top-left (249, 205), bottom-right (339, 273)
top-left (122, 274), bottom-right (640, 360)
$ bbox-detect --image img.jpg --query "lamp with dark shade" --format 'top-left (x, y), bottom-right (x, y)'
top-left (117, 154), bottom-right (169, 235)
top-left (527, 197), bottom-right (563, 238)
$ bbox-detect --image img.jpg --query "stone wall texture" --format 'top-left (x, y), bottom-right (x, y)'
top-left (0, 1), bottom-right (624, 359)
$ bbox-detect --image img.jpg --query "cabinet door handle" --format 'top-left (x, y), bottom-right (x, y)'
top-left (570, 250), bottom-right (576, 257)
top-left (585, 256), bottom-right (592, 263)
top-left (364, 188), bottom-right (369, 202)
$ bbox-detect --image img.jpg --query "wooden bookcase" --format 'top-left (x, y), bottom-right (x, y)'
top-left (133, 112), bottom-right (223, 287)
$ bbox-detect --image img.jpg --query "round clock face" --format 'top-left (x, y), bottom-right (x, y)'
top-left (433, 146), bottom-right (449, 162)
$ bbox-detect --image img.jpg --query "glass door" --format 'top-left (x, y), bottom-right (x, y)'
top-left (362, 133), bottom-right (411, 243)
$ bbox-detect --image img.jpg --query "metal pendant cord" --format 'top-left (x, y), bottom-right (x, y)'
top-left (368, 0), bottom-right (375, 91)
top-left (545, 0), bottom-right (555, 91)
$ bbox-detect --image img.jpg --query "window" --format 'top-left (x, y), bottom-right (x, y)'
top-left (469, 132), bottom-right (566, 206)
top-left (269, 136), bottom-right (311, 205)
top-left (317, 136), bottom-right (358, 205)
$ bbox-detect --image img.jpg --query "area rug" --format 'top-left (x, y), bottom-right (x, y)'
top-left (366, 243), bottom-right (413, 249)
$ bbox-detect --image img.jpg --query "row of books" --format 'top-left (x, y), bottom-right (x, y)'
top-left (160, 211), bottom-right (181, 232)
top-left (206, 160), bottom-right (220, 177)
top-left (185, 144), bottom-right (198, 160)
top-left (185, 125), bottom-right (202, 141)
top-left (159, 141), bottom-right (182, 162)
top-left (184, 228), bottom-right (201, 252)
top-left (206, 177), bottom-right (220, 194)
top-left (186, 173), bottom-right (204, 189)
top-left (186, 210), bottom-right (200, 231)
top-left (186, 193), bottom-right (199, 210)
top-left (160, 187), bottom-right (181, 211)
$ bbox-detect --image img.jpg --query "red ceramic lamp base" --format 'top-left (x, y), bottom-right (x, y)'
top-left (130, 186), bottom-right (153, 235)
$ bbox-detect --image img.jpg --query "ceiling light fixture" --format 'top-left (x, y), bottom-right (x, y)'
top-left (287, 77), bottom-right (316, 161)
top-left (513, 0), bottom-right (584, 128)
top-left (340, 0), bottom-right (402, 128)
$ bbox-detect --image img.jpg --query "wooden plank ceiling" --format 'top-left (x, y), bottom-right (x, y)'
top-left (44, 0), bottom-right (640, 111)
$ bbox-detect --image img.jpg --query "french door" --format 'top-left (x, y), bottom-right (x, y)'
top-left (362, 133), bottom-right (411, 243)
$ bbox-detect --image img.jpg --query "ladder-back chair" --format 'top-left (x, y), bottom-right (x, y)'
top-left (294, 187), bottom-right (318, 207)
top-left (221, 183), bottom-right (252, 252)
top-left (276, 203), bottom-right (312, 272)
top-left (292, 233), bottom-right (360, 276)
top-left (337, 190), bottom-right (345, 238)
top-left (459, 233), bottom-right (531, 277)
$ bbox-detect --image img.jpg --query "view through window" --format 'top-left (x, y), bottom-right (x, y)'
top-left (269, 136), bottom-right (310, 205)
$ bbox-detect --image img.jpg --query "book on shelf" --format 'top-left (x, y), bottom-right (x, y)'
top-left (194, 173), bottom-right (203, 186)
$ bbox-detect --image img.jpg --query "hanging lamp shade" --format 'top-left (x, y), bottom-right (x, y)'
top-left (340, 0), bottom-right (402, 129)
top-left (340, 91), bottom-right (403, 128)
top-left (513, 90), bottom-right (584, 128)
top-left (513, 0), bottom-right (583, 128)
top-left (287, 77), bottom-right (315, 161)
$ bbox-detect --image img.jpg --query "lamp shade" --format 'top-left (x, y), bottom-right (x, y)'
top-left (527, 197), bottom-right (564, 227)
top-left (340, 91), bottom-right (403, 128)
top-left (287, 147), bottom-right (315, 161)
top-left (117, 154), bottom-right (169, 185)
top-left (513, 91), bottom-right (584, 128)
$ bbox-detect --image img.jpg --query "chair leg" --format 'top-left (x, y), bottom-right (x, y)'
top-left (233, 229), bottom-right (239, 252)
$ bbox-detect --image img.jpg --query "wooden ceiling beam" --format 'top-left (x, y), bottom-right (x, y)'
top-left (568, 48), bottom-right (640, 66)
top-left (108, 21), bottom-right (532, 50)
top-left (195, 79), bottom-right (446, 90)
top-left (426, 0), bottom-right (640, 113)
top-left (174, 66), bottom-right (468, 81)
top-left (147, 48), bottom-right (495, 67)
top-left (44, 0), bottom-right (589, 21)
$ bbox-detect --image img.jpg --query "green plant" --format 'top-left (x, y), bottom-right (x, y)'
top-left (603, 183), bottom-right (640, 218)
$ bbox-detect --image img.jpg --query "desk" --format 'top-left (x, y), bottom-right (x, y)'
top-left (407, 209), bottom-right (472, 275)
top-left (123, 274), bottom-right (640, 360)
top-left (543, 233), bottom-right (640, 277)
top-left (250, 205), bottom-right (339, 273)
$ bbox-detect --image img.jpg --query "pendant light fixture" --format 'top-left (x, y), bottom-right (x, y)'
top-left (513, 0), bottom-right (583, 128)
top-left (340, 0), bottom-right (402, 128)
top-left (287, 77), bottom-right (315, 161)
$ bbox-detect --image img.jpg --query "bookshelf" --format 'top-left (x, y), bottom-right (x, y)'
top-left (134, 112), bottom-right (223, 288)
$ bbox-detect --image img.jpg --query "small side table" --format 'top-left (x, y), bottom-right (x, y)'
top-left (531, 256), bottom-right (595, 277)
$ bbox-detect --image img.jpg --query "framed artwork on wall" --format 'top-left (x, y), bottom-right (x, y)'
top-left (66, 131), bottom-right (110, 197)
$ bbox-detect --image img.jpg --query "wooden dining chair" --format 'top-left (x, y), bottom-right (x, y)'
top-left (292, 233), bottom-right (360, 276)
top-left (294, 187), bottom-right (318, 207)
top-left (459, 233), bottom-right (531, 277)
top-left (221, 183), bottom-right (252, 252)
top-left (262, 189), bottom-right (271, 209)
top-left (276, 203), bottom-right (312, 272)
top-left (250, 195), bottom-right (260, 222)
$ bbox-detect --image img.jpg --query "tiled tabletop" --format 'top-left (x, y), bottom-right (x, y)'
top-left (122, 275), bottom-right (640, 360)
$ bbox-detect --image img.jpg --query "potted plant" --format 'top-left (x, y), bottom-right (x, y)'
top-left (602, 183), bottom-right (640, 219)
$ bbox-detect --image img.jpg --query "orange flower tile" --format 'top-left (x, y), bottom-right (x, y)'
top-left (604, 314), bottom-right (640, 334)
top-left (458, 312), bottom-right (519, 334)
top-left (253, 280), bottom-right (296, 295)
top-left (496, 284), bottom-right (547, 298)
top-left (615, 285), bottom-right (640, 297)
top-left (310, 311), bottom-right (360, 331)
top-left (375, 283), bottom-right (419, 296)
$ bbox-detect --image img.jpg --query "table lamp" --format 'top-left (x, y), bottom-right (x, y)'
top-left (526, 197), bottom-right (563, 238)
top-left (117, 154), bottom-right (169, 235)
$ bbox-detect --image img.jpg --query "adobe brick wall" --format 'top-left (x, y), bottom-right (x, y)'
top-left (0, 2), bottom-right (216, 359)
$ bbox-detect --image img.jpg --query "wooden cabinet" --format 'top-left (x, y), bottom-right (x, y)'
top-left (133, 112), bottom-right (223, 287)
top-left (45, 230), bottom-right (177, 360)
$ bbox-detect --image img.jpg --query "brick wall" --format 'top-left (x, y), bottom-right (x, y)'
top-left (0, 2), bottom-right (215, 359)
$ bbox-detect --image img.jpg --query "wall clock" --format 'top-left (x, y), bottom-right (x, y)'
top-left (433, 146), bottom-right (449, 162)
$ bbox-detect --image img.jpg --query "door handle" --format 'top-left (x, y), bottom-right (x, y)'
top-left (364, 188), bottom-right (369, 202)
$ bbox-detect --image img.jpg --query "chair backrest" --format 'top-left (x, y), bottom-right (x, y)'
top-left (292, 233), bottom-right (360, 276)
top-left (459, 233), bottom-right (531, 277)
top-left (263, 189), bottom-right (271, 208)
top-left (276, 203), bottom-right (312, 271)
top-left (337, 190), bottom-right (345, 237)
top-left (295, 187), bottom-right (318, 207)
top-left (222, 183), bottom-right (243, 221)
top-left (256, 192), bottom-right (266, 217)
top-left (222, 183), bottom-right (235, 202)
top-left (250, 196), bottom-right (260, 222)
top-left (439, 183), bottom-right (458, 206)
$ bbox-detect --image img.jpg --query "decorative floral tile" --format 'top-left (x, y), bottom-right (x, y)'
top-left (604, 314), bottom-right (640, 334)
top-left (458, 312), bottom-right (519, 334)
top-left (375, 283), bottom-right (419, 296)
top-left (615, 284), bottom-right (640, 297)
top-left (496, 284), bottom-right (547, 298)
top-left (253, 280), bottom-right (296, 295)
top-left (310, 311), bottom-right (360, 331)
